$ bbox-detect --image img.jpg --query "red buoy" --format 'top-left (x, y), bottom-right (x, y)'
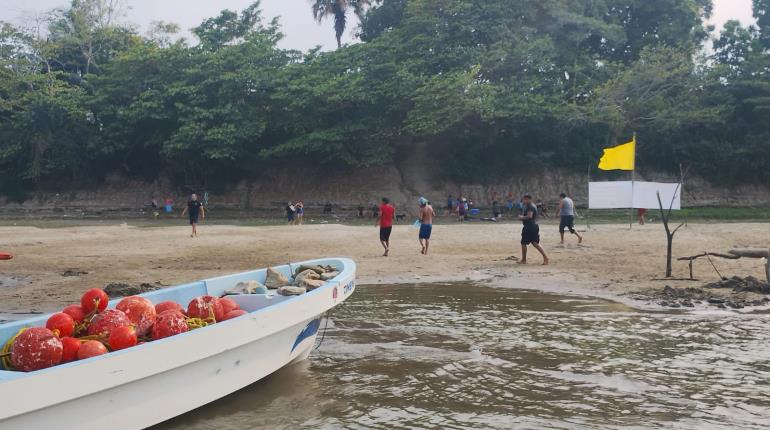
top-left (151, 310), bottom-right (189, 340)
top-left (187, 296), bottom-right (224, 322)
top-left (109, 326), bottom-right (138, 351)
top-left (46, 312), bottom-right (75, 337)
top-left (11, 328), bottom-right (63, 372)
top-left (220, 297), bottom-right (239, 315)
top-left (62, 304), bottom-right (86, 323)
top-left (222, 309), bottom-right (247, 320)
top-left (87, 309), bottom-right (130, 337)
top-left (81, 288), bottom-right (109, 315)
top-left (78, 340), bottom-right (107, 360)
top-left (61, 337), bottom-right (81, 363)
top-left (116, 296), bottom-right (156, 336)
top-left (155, 301), bottom-right (185, 316)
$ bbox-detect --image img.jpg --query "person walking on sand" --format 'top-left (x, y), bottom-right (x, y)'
top-left (376, 197), bottom-right (395, 256)
top-left (181, 193), bottom-right (205, 238)
top-left (557, 193), bottom-right (583, 244)
top-left (418, 197), bottom-right (435, 255)
top-left (519, 194), bottom-right (549, 265)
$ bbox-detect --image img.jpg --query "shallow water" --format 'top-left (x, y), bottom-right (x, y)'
top-left (155, 283), bottom-right (770, 429)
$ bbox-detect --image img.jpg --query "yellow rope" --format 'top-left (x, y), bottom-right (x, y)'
top-left (1, 328), bottom-right (28, 371)
top-left (186, 316), bottom-right (216, 330)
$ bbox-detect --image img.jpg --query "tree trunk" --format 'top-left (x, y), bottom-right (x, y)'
top-left (656, 189), bottom-right (683, 278)
top-left (666, 234), bottom-right (673, 277)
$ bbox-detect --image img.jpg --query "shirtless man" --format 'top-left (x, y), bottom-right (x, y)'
top-left (418, 197), bottom-right (435, 255)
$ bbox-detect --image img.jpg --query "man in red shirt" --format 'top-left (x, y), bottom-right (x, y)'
top-left (376, 197), bottom-right (395, 256)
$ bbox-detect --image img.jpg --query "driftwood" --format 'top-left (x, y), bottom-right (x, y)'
top-left (679, 248), bottom-right (770, 282)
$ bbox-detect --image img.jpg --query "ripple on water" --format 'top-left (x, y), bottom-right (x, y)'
top-left (155, 283), bottom-right (770, 430)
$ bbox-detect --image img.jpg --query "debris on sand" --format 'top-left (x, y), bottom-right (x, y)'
top-left (104, 282), bottom-right (160, 298)
top-left (703, 276), bottom-right (770, 294)
top-left (639, 280), bottom-right (770, 309)
top-left (61, 269), bottom-right (88, 277)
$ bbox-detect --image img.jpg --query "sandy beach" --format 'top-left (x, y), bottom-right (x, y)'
top-left (0, 220), bottom-right (768, 313)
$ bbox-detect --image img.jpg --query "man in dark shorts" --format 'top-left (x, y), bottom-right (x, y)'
top-left (518, 194), bottom-right (549, 265)
top-left (376, 197), bottom-right (395, 256)
top-left (557, 192), bottom-right (583, 244)
top-left (181, 193), bottom-right (205, 238)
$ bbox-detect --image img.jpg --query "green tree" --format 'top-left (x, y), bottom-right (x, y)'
top-left (310, 0), bottom-right (371, 48)
top-left (47, 0), bottom-right (138, 77)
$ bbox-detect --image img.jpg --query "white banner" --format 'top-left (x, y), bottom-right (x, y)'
top-left (589, 181), bottom-right (682, 210)
top-left (633, 181), bottom-right (682, 210)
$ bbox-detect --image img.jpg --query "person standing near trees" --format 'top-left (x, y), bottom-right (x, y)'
top-left (376, 197), bottom-right (395, 257)
top-left (519, 194), bottom-right (549, 265)
top-left (181, 193), bottom-right (205, 238)
top-left (557, 192), bottom-right (582, 244)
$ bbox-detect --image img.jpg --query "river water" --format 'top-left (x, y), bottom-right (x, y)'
top-left (156, 283), bottom-right (770, 429)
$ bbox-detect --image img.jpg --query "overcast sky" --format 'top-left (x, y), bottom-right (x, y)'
top-left (0, 0), bottom-right (757, 52)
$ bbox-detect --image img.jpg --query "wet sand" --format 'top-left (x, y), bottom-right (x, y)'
top-left (0, 221), bottom-right (768, 312)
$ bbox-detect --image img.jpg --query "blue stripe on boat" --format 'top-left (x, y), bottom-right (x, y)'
top-left (291, 318), bottom-right (321, 353)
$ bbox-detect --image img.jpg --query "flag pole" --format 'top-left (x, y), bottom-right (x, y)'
top-left (629, 132), bottom-right (637, 229)
top-left (586, 161), bottom-right (591, 230)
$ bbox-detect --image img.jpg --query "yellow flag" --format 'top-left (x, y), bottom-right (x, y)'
top-left (598, 137), bottom-right (635, 171)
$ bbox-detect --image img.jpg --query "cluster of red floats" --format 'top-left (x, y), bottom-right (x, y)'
top-left (5, 288), bottom-right (246, 372)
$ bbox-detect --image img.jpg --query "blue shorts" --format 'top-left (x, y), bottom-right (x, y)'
top-left (419, 224), bottom-right (432, 239)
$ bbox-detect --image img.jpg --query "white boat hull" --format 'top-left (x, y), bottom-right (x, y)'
top-left (0, 258), bottom-right (356, 430)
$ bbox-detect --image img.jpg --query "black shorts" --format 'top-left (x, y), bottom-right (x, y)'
top-left (559, 215), bottom-right (575, 234)
top-left (380, 227), bottom-right (392, 242)
top-left (521, 223), bottom-right (540, 245)
top-left (189, 214), bottom-right (199, 225)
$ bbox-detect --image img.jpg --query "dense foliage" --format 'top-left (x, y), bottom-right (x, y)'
top-left (1, 0), bottom-right (769, 197)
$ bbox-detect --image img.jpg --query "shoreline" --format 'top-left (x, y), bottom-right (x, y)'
top-left (0, 222), bottom-right (768, 314)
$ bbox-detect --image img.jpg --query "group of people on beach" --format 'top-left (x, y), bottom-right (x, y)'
top-left (286, 201), bottom-right (305, 225)
top-left (178, 190), bottom-right (582, 264)
top-left (373, 192), bottom-right (582, 263)
top-left (375, 197), bottom-right (435, 256)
